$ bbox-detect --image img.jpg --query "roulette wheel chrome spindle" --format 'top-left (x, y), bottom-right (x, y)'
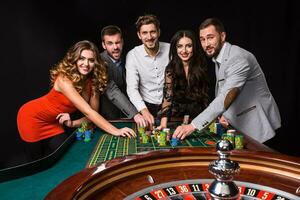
top-left (208, 139), bottom-right (240, 200)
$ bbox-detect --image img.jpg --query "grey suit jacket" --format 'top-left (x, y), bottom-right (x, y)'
top-left (100, 51), bottom-right (138, 119)
top-left (192, 42), bottom-right (281, 142)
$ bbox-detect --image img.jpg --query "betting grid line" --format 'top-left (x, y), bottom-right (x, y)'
top-left (87, 134), bottom-right (107, 167)
top-left (196, 132), bottom-right (207, 147)
top-left (104, 135), bottom-right (114, 161)
top-left (93, 135), bottom-right (106, 165)
top-left (196, 131), bottom-right (208, 146)
top-left (114, 136), bottom-right (120, 159)
top-left (119, 136), bottom-right (126, 157)
top-left (133, 123), bottom-right (138, 154)
top-left (124, 137), bottom-right (128, 156)
top-left (185, 137), bottom-right (193, 147)
top-left (150, 136), bottom-right (157, 150)
top-left (207, 132), bottom-right (219, 145)
top-left (202, 129), bottom-right (217, 145)
top-left (135, 136), bottom-right (137, 154)
top-left (96, 134), bottom-right (110, 164)
top-left (128, 136), bottom-right (135, 155)
top-left (86, 134), bottom-right (100, 167)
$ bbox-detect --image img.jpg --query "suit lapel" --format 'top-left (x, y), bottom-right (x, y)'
top-left (216, 43), bottom-right (232, 96)
top-left (101, 51), bottom-right (126, 92)
top-left (215, 62), bottom-right (220, 96)
top-left (102, 51), bottom-right (114, 66)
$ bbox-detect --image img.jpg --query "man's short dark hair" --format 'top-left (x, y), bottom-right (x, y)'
top-left (135, 14), bottom-right (160, 32)
top-left (199, 18), bottom-right (225, 33)
top-left (101, 25), bottom-right (122, 41)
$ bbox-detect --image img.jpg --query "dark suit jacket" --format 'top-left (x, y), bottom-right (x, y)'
top-left (100, 51), bottom-right (138, 119)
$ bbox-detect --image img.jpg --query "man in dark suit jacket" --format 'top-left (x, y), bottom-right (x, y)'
top-left (100, 25), bottom-right (146, 127)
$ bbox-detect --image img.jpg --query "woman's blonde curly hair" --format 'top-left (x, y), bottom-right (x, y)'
top-left (50, 40), bottom-right (107, 95)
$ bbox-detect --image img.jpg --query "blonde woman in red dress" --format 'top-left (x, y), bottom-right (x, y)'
top-left (17, 40), bottom-right (135, 161)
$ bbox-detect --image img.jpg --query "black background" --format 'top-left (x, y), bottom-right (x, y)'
top-left (1, 0), bottom-right (299, 168)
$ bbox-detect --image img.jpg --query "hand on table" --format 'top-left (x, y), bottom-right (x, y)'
top-left (140, 108), bottom-right (154, 128)
top-left (133, 113), bottom-right (147, 128)
top-left (173, 124), bottom-right (195, 140)
top-left (115, 127), bottom-right (136, 138)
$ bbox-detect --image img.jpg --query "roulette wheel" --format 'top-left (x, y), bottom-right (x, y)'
top-left (45, 140), bottom-right (300, 200)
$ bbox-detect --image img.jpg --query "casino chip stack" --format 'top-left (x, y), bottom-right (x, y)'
top-left (222, 129), bottom-right (244, 149)
top-left (158, 130), bottom-right (167, 146)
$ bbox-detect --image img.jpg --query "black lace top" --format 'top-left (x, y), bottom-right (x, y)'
top-left (160, 66), bottom-right (208, 119)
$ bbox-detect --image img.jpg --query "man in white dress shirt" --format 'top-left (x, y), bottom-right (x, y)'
top-left (125, 14), bottom-right (170, 127)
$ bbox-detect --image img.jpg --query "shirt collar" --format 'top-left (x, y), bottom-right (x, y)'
top-left (108, 56), bottom-right (118, 63)
top-left (107, 54), bottom-right (121, 66)
top-left (142, 42), bottom-right (161, 57)
top-left (212, 42), bottom-right (227, 65)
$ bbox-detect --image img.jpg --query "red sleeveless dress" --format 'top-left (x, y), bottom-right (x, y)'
top-left (17, 88), bottom-right (77, 142)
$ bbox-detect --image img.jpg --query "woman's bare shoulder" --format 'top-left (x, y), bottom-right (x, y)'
top-left (54, 74), bottom-right (73, 92)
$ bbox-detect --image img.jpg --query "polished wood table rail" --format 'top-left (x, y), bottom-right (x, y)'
top-left (45, 148), bottom-right (300, 199)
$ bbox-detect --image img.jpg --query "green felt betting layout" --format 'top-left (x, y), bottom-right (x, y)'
top-left (86, 122), bottom-right (219, 167)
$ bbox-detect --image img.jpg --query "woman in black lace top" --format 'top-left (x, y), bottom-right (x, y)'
top-left (158, 30), bottom-right (209, 129)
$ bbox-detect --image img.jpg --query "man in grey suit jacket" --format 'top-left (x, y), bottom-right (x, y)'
top-left (100, 25), bottom-right (146, 127)
top-left (173, 18), bottom-right (281, 143)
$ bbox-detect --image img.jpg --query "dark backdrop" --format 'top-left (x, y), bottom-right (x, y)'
top-left (1, 0), bottom-right (299, 168)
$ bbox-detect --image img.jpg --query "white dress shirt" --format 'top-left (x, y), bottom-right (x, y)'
top-left (125, 42), bottom-right (170, 112)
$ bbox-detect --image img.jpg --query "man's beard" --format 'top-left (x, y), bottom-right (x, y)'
top-left (206, 42), bottom-right (222, 58)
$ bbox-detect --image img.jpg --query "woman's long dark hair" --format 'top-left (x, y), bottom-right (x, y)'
top-left (167, 30), bottom-right (209, 107)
